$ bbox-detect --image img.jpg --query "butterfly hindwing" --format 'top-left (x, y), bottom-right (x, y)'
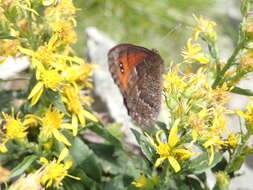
top-left (108, 43), bottom-right (164, 126)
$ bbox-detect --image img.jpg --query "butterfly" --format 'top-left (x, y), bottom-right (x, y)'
top-left (108, 43), bottom-right (164, 126)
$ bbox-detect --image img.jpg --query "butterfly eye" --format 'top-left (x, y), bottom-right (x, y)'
top-left (119, 61), bottom-right (124, 73)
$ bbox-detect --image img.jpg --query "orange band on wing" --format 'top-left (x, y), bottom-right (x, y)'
top-left (117, 51), bottom-right (148, 90)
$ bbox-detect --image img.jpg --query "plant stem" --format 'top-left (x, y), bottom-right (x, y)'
top-left (212, 40), bottom-right (245, 88)
top-left (225, 131), bottom-right (251, 173)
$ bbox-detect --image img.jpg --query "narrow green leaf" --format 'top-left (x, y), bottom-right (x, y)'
top-left (88, 123), bottom-right (123, 149)
top-left (189, 153), bottom-right (223, 174)
top-left (0, 36), bottom-right (17, 39)
top-left (10, 155), bottom-right (37, 178)
top-left (227, 155), bottom-right (245, 173)
top-left (45, 89), bottom-right (69, 116)
top-left (131, 129), bottom-right (156, 163)
top-left (0, 35), bottom-right (27, 42)
top-left (231, 87), bottom-right (253, 96)
top-left (69, 136), bottom-right (102, 182)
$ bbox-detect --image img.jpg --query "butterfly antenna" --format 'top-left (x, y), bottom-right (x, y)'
top-left (161, 23), bottom-right (182, 41)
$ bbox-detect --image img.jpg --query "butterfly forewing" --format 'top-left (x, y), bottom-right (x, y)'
top-left (108, 43), bottom-right (164, 126)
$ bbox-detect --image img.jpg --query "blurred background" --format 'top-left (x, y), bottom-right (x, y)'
top-left (74, 0), bottom-right (240, 61)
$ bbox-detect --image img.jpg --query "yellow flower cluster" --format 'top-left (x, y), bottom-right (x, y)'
top-left (150, 16), bottom-right (242, 174)
top-left (146, 122), bottom-right (195, 172)
top-left (0, 1), bottom-right (97, 188)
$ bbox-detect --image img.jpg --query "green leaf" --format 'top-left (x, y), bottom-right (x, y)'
top-left (227, 155), bottom-right (246, 173)
top-left (104, 175), bottom-right (134, 190)
top-left (131, 129), bottom-right (156, 163)
top-left (63, 178), bottom-right (86, 190)
top-left (0, 35), bottom-right (17, 39)
top-left (10, 155), bottom-right (37, 178)
top-left (231, 87), bottom-right (253, 96)
top-left (0, 35), bottom-right (27, 42)
top-left (189, 152), bottom-right (223, 174)
top-left (88, 123), bottom-right (123, 149)
top-left (74, 168), bottom-right (97, 188)
top-left (69, 136), bottom-right (102, 182)
top-left (45, 89), bottom-right (69, 116)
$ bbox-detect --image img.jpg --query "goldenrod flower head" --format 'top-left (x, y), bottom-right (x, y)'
top-left (0, 0), bottom-right (16, 8)
top-left (39, 107), bottom-right (72, 146)
top-left (62, 86), bottom-right (98, 131)
top-left (51, 19), bottom-right (77, 44)
top-left (245, 21), bottom-right (253, 34)
top-left (203, 136), bottom-right (225, 165)
top-left (182, 39), bottom-right (209, 64)
top-left (226, 132), bottom-right (239, 147)
top-left (44, 0), bottom-right (76, 18)
top-left (18, 35), bottom-right (69, 71)
top-left (132, 173), bottom-right (159, 189)
top-left (18, 18), bottom-right (29, 32)
top-left (131, 173), bottom-right (149, 188)
top-left (27, 68), bottom-right (63, 106)
top-left (145, 122), bottom-right (195, 172)
top-left (240, 50), bottom-right (253, 71)
top-left (210, 106), bottom-right (229, 134)
top-left (0, 111), bottom-right (28, 152)
top-left (193, 14), bottom-right (217, 41)
top-left (62, 64), bottom-right (94, 85)
top-left (0, 39), bottom-right (20, 57)
top-left (189, 109), bottom-right (209, 140)
top-left (0, 165), bottom-right (10, 183)
top-left (40, 148), bottom-right (80, 188)
top-left (208, 83), bottom-right (232, 106)
top-left (163, 67), bottom-right (187, 91)
top-left (237, 102), bottom-right (253, 122)
top-left (39, 69), bottom-right (63, 90)
top-left (237, 102), bottom-right (253, 130)
top-left (215, 171), bottom-right (230, 188)
top-left (8, 170), bottom-right (43, 190)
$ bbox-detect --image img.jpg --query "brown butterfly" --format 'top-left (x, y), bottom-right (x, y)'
top-left (107, 44), bottom-right (164, 126)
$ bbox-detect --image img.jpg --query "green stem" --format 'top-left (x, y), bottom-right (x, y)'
top-left (212, 40), bottom-right (245, 88)
top-left (225, 131), bottom-right (251, 173)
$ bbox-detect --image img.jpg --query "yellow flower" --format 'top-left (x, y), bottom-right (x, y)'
top-left (62, 86), bottom-right (98, 133)
top-left (0, 39), bottom-right (20, 58)
top-left (0, 111), bottom-right (29, 152)
top-left (237, 102), bottom-right (253, 130)
top-left (45, 0), bottom-right (77, 17)
top-left (240, 50), bottom-right (253, 71)
top-left (163, 66), bottom-right (187, 91)
top-left (131, 173), bottom-right (159, 189)
top-left (208, 83), bottom-right (232, 106)
top-left (237, 102), bottom-right (253, 122)
top-left (215, 171), bottom-right (230, 188)
top-left (131, 173), bottom-right (149, 188)
top-left (18, 35), bottom-right (84, 71)
top-left (182, 39), bottom-right (209, 64)
top-left (145, 123), bottom-right (195, 172)
top-left (193, 14), bottom-right (217, 41)
top-left (40, 148), bottom-right (80, 188)
top-left (38, 107), bottom-right (75, 146)
top-left (62, 63), bottom-right (94, 87)
top-left (226, 132), bottom-right (239, 147)
top-left (245, 21), bottom-right (253, 34)
top-left (203, 136), bottom-right (225, 165)
top-left (50, 19), bottom-right (77, 44)
top-left (8, 169), bottom-right (43, 190)
top-left (0, 165), bottom-right (10, 183)
top-left (188, 109), bottom-right (209, 140)
top-left (28, 68), bottom-right (63, 105)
